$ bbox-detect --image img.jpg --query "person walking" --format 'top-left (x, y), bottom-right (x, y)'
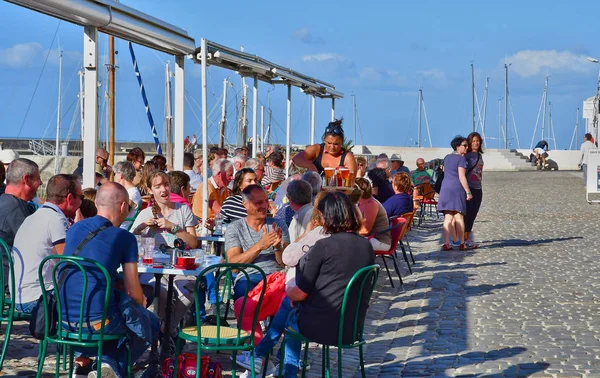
top-left (464, 132), bottom-right (484, 249)
top-left (579, 133), bottom-right (595, 188)
top-left (438, 136), bottom-right (472, 251)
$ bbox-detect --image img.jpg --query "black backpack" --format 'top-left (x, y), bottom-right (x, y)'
top-left (430, 158), bottom-right (444, 194)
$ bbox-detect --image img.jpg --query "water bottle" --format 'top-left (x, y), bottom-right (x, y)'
top-left (214, 213), bottom-right (224, 236)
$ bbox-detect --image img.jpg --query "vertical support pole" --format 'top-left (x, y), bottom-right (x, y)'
top-left (165, 63), bottom-right (173, 167)
top-left (108, 36), bottom-right (115, 168)
top-left (219, 78), bottom-right (227, 148)
top-left (82, 26), bottom-right (98, 189)
top-left (331, 98), bottom-right (335, 121)
top-left (78, 69), bottom-right (85, 145)
top-left (260, 105), bottom-right (265, 153)
top-left (471, 62), bottom-right (475, 133)
top-left (200, 39), bottom-right (209, 221)
top-left (504, 64), bottom-right (509, 149)
top-left (286, 84), bottom-right (292, 178)
top-left (174, 56), bottom-right (185, 171)
top-left (310, 95), bottom-right (316, 145)
top-left (418, 89), bottom-right (422, 148)
top-left (54, 51), bottom-right (63, 175)
top-left (576, 107), bottom-right (580, 145)
top-left (252, 75), bottom-right (258, 157)
top-left (542, 76), bottom-right (548, 142)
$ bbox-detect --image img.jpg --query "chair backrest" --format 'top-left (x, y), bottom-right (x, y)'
top-left (338, 264), bottom-right (380, 346)
top-left (400, 211), bottom-right (414, 233)
top-left (39, 255), bottom-right (113, 341)
top-left (0, 239), bottom-right (15, 315)
top-left (420, 182), bottom-right (436, 200)
top-left (125, 205), bottom-right (142, 232)
top-left (385, 217), bottom-right (406, 253)
top-left (194, 263), bottom-right (266, 346)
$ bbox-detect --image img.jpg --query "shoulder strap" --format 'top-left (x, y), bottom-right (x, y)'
top-left (467, 153), bottom-right (480, 173)
top-left (339, 149), bottom-right (348, 166)
top-left (313, 143), bottom-right (325, 173)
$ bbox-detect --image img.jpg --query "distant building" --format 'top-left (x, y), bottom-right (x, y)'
top-left (583, 96), bottom-right (597, 141)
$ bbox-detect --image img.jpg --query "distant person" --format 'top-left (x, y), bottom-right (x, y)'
top-left (190, 134), bottom-right (197, 150)
top-left (220, 168), bottom-right (258, 222)
top-left (293, 119), bottom-right (357, 175)
top-left (411, 157), bottom-right (433, 204)
top-left (113, 161), bottom-right (142, 230)
top-left (383, 172), bottom-right (414, 218)
top-left (192, 158), bottom-right (233, 222)
top-left (533, 140), bottom-right (549, 168)
top-left (126, 147), bottom-right (146, 186)
top-left (183, 152), bottom-right (202, 191)
top-left (368, 168), bottom-right (394, 204)
top-left (356, 156), bottom-right (367, 178)
top-left (261, 151), bottom-right (286, 188)
top-left (151, 155), bottom-right (168, 172)
top-left (390, 154), bottom-right (410, 175)
top-left (0, 149), bottom-right (19, 179)
top-left (95, 147), bottom-right (112, 180)
top-left (464, 132), bottom-right (484, 249)
top-left (169, 170), bottom-right (193, 209)
top-left (579, 133), bottom-right (595, 187)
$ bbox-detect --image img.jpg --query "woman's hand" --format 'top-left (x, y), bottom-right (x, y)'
top-left (155, 218), bottom-right (174, 230)
top-left (466, 192), bottom-right (473, 201)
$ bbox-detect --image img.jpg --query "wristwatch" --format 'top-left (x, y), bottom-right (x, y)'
top-left (171, 225), bottom-right (181, 234)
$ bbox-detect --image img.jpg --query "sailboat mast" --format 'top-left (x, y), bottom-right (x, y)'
top-left (498, 98), bottom-right (502, 149)
top-left (471, 63), bottom-right (475, 133)
top-left (219, 78), bottom-right (228, 148)
top-left (418, 89), bottom-right (422, 147)
top-left (353, 94), bottom-right (357, 144)
top-left (541, 76), bottom-right (548, 141)
top-left (482, 78), bottom-right (489, 147)
top-left (108, 36), bottom-right (116, 168)
top-left (504, 64), bottom-right (509, 149)
top-left (576, 107), bottom-right (580, 144)
top-left (54, 50), bottom-right (63, 175)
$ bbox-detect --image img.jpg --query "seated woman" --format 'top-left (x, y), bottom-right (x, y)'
top-left (220, 168), bottom-right (257, 222)
top-left (368, 167), bottom-right (394, 203)
top-left (356, 178), bottom-right (392, 251)
top-left (292, 119), bottom-right (357, 175)
top-left (130, 171), bottom-right (198, 332)
top-left (261, 151), bottom-right (286, 189)
top-left (383, 172), bottom-right (414, 218)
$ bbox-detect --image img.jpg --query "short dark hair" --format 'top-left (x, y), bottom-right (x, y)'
top-left (585, 133), bottom-right (593, 141)
top-left (317, 191), bottom-right (360, 234)
top-left (183, 152), bottom-right (194, 168)
top-left (322, 118), bottom-right (345, 141)
top-left (241, 184), bottom-right (266, 202)
top-left (169, 171), bottom-right (190, 196)
top-left (451, 136), bottom-right (467, 151)
top-left (367, 168), bottom-right (388, 189)
top-left (126, 147), bottom-right (145, 164)
top-left (268, 151), bottom-right (284, 168)
top-left (355, 177), bottom-right (372, 199)
top-left (286, 180), bottom-right (312, 206)
top-left (232, 168), bottom-right (256, 195)
top-left (467, 132), bottom-right (484, 154)
top-left (79, 199), bottom-right (97, 218)
top-left (151, 155), bottom-right (167, 171)
top-left (46, 174), bottom-right (79, 203)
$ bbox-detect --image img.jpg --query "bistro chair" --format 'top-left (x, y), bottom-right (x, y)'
top-left (370, 217), bottom-right (407, 288)
top-left (278, 264), bottom-right (380, 378)
top-left (0, 239), bottom-right (32, 370)
top-left (174, 263), bottom-right (267, 378)
top-left (36, 255), bottom-right (131, 378)
top-left (398, 211), bottom-right (416, 265)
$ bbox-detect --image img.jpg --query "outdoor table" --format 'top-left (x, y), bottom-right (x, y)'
top-left (197, 235), bottom-right (226, 257)
top-left (120, 254), bottom-right (222, 370)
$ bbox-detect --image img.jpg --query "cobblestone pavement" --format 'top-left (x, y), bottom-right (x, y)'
top-left (1, 171), bottom-right (598, 377)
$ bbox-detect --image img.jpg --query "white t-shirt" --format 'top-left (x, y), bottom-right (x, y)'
top-left (131, 202), bottom-right (198, 248)
top-left (183, 169), bottom-right (203, 191)
top-left (288, 203), bottom-right (313, 243)
top-left (282, 226), bottom-right (329, 290)
top-left (120, 186), bottom-right (143, 230)
top-left (12, 202), bottom-right (69, 304)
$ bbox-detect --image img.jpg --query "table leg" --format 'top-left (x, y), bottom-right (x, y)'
top-left (215, 241), bottom-right (224, 257)
top-left (160, 275), bottom-right (176, 362)
top-left (144, 273), bottom-right (163, 377)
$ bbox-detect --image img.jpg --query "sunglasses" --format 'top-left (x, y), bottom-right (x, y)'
top-left (325, 125), bottom-right (344, 137)
top-left (460, 144), bottom-right (468, 147)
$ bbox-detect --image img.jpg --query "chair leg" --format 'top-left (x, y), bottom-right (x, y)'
top-left (399, 245), bottom-right (412, 274)
top-left (278, 337), bottom-right (287, 377)
top-left (0, 314), bottom-right (13, 370)
top-left (379, 256), bottom-right (395, 288)
top-left (337, 346), bottom-right (343, 378)
top-left (321, 344), bottom-right (326, 378)
top-left (390, 254), bottom-right (404, 287)
top-left (301, 341), bottom-right (309, 378)
top-left (262, 350), bottom-right (270, 378)
top-left (325, 345), bottom-right (331, 378)
top-left (359, 344), bottom-right (366, 378)
top-left (68, 346), bottom-right (75, 377)
top-left (36, 339), bottom-right (48, 378)
top-left (232, 350), bottom-right (238, 378)
top-left (404, 239), bottom-right (416, 264)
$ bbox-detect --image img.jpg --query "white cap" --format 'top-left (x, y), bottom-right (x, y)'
top-left (0, 149), bottom-right (19, 164)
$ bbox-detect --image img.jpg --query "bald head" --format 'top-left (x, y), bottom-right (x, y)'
top-left (95, 182), bottom-right (129, 226)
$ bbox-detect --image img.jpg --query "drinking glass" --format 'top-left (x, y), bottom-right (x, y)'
top-left (142, 237), bottom-right (155, 264)
top-left (324, 167), bottom-right (335, 186)
top-left (338, 167), bottom-right (350, 186)
top-left (135, 235), bottom-right (143, 261)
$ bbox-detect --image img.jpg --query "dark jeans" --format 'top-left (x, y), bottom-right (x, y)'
top-left (68, 291), bottom-right (159, 377)
top-left (465, 188), bottom-right (483, 233)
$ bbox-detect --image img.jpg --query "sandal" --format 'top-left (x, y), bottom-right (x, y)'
top-left (441, 244), bottom-right (453, 251)
top-left (458, 244), bottom-right (466, 251)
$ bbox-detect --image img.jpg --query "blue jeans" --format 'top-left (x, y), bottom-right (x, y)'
top-left (195, 274), bottom-right (218, 323)
top-left (16, 300), bottom-right (37, 313)
top-left (233, 273), bottom-right (264, 300)
top-left (255, 296), bottom-right (293, 358)
top-left (69, 291), bottom-right (159, 377)
top-left (281, 308), bottom-right (302, 378)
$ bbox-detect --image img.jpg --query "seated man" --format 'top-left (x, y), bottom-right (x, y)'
top-left (183, 152), bottom-right (202, 191)
top-left (411, 158), bottom-right (433, 204)
top-left (286, 180), bottom-right (313, 243)
top-left (192, 158), bottom-right (233, 222)
top-left (390, 154), bottom-right (410, 175)
top-left (61, 182), bottom-right (159, 377)
top-left (224, 185), bottom-right (290, 299)
top-left (12, 174), bottom-right (82, 313)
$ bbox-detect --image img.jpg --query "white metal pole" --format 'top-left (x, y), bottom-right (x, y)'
top-left (78, 69), bottom-right (85, 142)
top-left (542, 76), bottom-right (548, 142)
top-left (174, 56), bottom-right (185, 171)
top-left (482, 78), bottom-right (489, 148)
top-left (219, 78), bottom-right (228, 148)
top-left (165, 63), bottom-right (174, 168)
top-left (576, 107), bottom-right (579, 144)
top-left (504, 64), bottom-right (509, 149)
top-left (82, 27), bottom-right (98, 189)
top-left (331, 98), bottom-right (335, 121)
top-left (200, 38), bottom-right (209, 222)
top-left (252, 75), bottom-right (258, 157)
top-left (471, 63), bottom-right (475, 133)
top-left (353, 94), bottom-right (357, 144)
top-left (286, 84), bottom-right (292, 178)
top-left (260, 105), bottom-right (265, 152)
top-left (54, 51), bottom-right (63, 174)
top-left (418, 89), bottom-right (422, 148)
top-left (241, 78), bottom-right (247, 146)
top-left (311, 95), bottom-right (316, 145)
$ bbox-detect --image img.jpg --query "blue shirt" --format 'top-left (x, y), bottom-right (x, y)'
top-left (383, 193), bottom-right (414, 218)
top-left (61, 215), bottom-right (137, 322)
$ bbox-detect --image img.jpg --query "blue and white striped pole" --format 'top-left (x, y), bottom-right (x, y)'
top-left (128, 42), bottom-right (162, 155)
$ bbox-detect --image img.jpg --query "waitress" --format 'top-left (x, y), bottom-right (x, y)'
top-left (293, 119), bottom-right (357, 175)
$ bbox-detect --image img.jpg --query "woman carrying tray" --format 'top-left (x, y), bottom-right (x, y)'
top-left (293, 119), bottom-right (357, 176)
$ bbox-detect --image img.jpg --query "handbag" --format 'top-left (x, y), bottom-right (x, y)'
top-left (161, 353), bottom-right (222, 378)
top-left (29, 224), bottom-right (109, 340)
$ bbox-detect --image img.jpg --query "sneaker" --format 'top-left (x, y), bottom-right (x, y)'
top-left (234, 351), bottom-right (263, 374)
top-left (450, 240), bottom-right (460, 248)
top-left (464, 239), bottom-right (479, 250)
top-left (87, 363), bottom-right (118, 378)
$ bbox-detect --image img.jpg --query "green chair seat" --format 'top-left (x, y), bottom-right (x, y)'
top-left (57, 330), bottom-right (124, 342)
top-left (179, 325), bottom-right (250, 344)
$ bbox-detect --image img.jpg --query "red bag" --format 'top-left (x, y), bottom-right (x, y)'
top-left (162, 353), bottom-right (222, 378)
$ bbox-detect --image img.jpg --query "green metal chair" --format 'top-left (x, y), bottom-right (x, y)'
top-left (36, 255), bottom-right (131, 378)
top-left (174, 263), bottom-right (267, 378)
top-left (0, 239), bottom-right (32, 370)
top-left (125, 204), bottom-right (142, 232)
top-left (278, 264), bottom-right (380, 378)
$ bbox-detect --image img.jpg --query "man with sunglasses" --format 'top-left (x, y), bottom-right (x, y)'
top-left (293, 120), bottom-right (357, 175)
top-left (95, 147), bottom-right (113, 180)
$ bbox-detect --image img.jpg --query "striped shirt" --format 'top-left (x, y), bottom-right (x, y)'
top-left (220, 194), bottom-right (247, 222)
top-left (261, 166), bottom-right (286, 186)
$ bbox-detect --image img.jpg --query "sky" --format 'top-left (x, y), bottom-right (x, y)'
top-left (1, 0), bottom-right (599, 150)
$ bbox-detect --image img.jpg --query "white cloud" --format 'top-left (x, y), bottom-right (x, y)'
top-left (291, 27), bottom-right (325, 45)
top-left (302, 53), bottom-right (348, 63)
top-left (416, 68), bottom-right (446, 82)
top-left (352, 67), bottom-right (408, 89)
top-left (0, 42), bottom-right (43, 67)
top-left (503, 50), bottom-right (594, 77)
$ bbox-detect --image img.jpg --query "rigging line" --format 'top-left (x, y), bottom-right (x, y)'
top-left (421, 96), bottom-right (433, 148)
top-left (40, 97), bottom-right (78, 141)
top-left (529, 89), bottom-right (546, 149)
top-left (184, 94), bottom-right (215, 145)
top-left (404, 92), bottom-right (419, 146)
top-left (64, 100), bottom-right (81, 143)
top-left (354, 103), bottom-right (365, 145)
top-left (41, 61), bottom-right (83, 139)
top-left (549, 106), bottom-right (558, 150)
top-left (16, 20), bottom-right (61, 138)
top-left (508, 97), bottom-right (521, 149)
top-left (474, 87), bottom-right (484, 132)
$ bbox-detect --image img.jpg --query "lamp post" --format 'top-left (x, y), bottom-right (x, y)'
top-left (587, 57), bottom-right (600, 144)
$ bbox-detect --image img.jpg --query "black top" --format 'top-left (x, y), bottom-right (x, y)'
top-left (313, 143), bottom-right (349, 175)
top-left (295, 232), bottom-right (375, 345)
top-left (374, 182), bottom-right (394, 204)
top-left (0, 194), bottom-right (36, 248)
